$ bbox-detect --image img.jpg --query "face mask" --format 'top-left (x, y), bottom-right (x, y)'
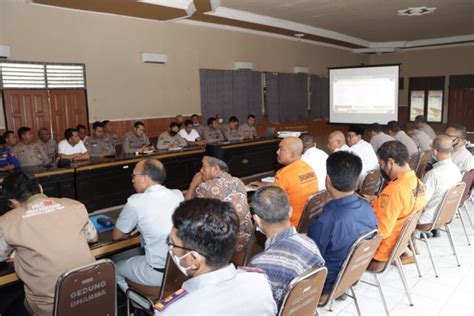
top-left (380, 164), bottom-right (392, 181)
top-left (169, 250), bottom-right (192, 276)
top-left (170, 131), bottom-right (178, 137)
top-left (193, 122), bottom-right (199, 127)
top-left (217, 118), bottom-right (224, 124)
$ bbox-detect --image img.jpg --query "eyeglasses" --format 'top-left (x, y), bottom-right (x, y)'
top-left (131, 173), bottom-right (145, 178)
top-left (166, 235), bottom-right (208, 258)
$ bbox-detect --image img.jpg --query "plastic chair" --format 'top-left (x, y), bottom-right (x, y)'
top-left (415, 150), bottom-right (432, 179)
top-left (359, 170), bottom-right (382, 197)
top-left (296, 190), bottom-right (330, 234)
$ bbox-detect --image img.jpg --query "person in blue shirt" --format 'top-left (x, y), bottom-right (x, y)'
top-left (0, 135), bottom-right (21, 171)
top-left (308, 151), bottom-right (377, 297)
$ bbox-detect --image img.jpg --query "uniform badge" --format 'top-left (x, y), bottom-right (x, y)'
top-left (238, 266), bottom-right (265, 273)
top-left (154, 288), bottom-right (188, 312)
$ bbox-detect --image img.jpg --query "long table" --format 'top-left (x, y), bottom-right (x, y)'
top-left (0, 138), bottom-right (280, 214)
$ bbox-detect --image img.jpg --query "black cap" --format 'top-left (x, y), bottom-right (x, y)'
top-left (205, 144), bottom-right (231, 165)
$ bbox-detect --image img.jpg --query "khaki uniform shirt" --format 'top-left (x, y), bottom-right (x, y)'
top-left (203, 127), bottom-right (224, 143)
top-left (239, 123), bottom-right (257, 140)
top-left (104, 132), bottom-right (121, 146)
top-left (156, 131), bottom-right (187, 150)
top-left (123, 131), bottom-right (150, 154)
top-left (85, 135), bottom-right (115, 157)
top-left (0, 194), bottom-right (95, 316)
top-left (13, 142), bottom-right (49, 167)
top-left (36, 139), bottom-right (58, 163)
top-left (223, 126), bottom-right (242, 141)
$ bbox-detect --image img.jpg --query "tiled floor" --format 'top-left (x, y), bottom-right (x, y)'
top-left (319, 201), bottom-right (474, 316)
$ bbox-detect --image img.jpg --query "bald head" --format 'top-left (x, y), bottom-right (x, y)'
top-left (327, 131), bottom-right (346, 153)
top-left (432, 135), bottom-right (453, 156)
top-left (277, 137), bottom-right (303, 165)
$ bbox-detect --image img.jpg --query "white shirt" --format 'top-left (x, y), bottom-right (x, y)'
top-left (302, 147), bottom-right (329, 190)
top-left (178, 129), bottom-right (200, 142)
top-left (393, 131), bottom-right (419, 157)
top-left (58, 139), bottom-right (88, 155)
top-left (452, 145), bottom-right (474, 174)
top-left (370, 133), bottom-right (394, 153)
top-left (351, 139), bottom-right (379, 177)
top-left (410, 130), bottom-right (433, 152)
top-left (115, 184), bottom-right (184, 268)
top-left (420, 158), bottom-right (462, 224)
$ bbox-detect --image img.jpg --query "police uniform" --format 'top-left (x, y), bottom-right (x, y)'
top-left (223, 126), bottom-right (242, 141)
top-left (194, 124), bottom-right (205, 138)
top-left (239, 123), bottom-right (257, 140)
top-left (85, 135), bottom-right (115, 157)
top-left (104, 132), bottom-right (121, 146)
top-left (123, 131), bottom-right (151, 154)
top-left (36, 138), bottom-right (58, 162)
top-left (154, 264), bottom-right (277, 315)
top-left (13, 142), bottom-right (49, 167)
top-left (156, 131), bottom-right (187, 150)
top-left (0, 194), bottom-right (96, 316)
top-left (203, 127), bottom-right (224, 143)
top-left (0, 147), bottom-right (21, 169)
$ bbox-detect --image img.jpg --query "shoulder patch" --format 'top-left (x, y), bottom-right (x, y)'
top-left (238, 266), bottom-right (265, 273)
top-left (154, 288), bottom-right (188, 312)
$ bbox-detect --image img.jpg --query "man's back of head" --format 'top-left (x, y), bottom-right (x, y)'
top-left (252, 186), bottom-right (290, 231)
top-left (326, 151), bottom-right (362, 197)
top-left (277, 137), bottom-right (303, 165)
top-left (299, 134), bottom-right (315, 153)
top-left (132, 159), bottom-right (166, 193)
top-left (432, 135), bottom-right (453, 160)
top-left (3, 170), bottom-right (41, 204)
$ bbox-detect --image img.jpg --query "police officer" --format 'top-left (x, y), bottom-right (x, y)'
top-left (102, 120), bottom-right (121, 147)
top-left (239, 114), bottom-right (257, 140)
top-left (0, 135), bottom-right (20, 170)
top-left (156, 122), bottom-right (187, 150)
top-left (154, 198), bottom-right (277, 315)
top-left (85, 121), bottom-right (115, 157)
top-left (14, 127), bottom-right (49, 167)
top-left (203, 117), bottom-right (225, 143)
top-left (223, 116), bottom-right (244, 141)
top-left (36, 128), bottom-right (58, 163)
top-left (123, 121), bottom-right (154, 154)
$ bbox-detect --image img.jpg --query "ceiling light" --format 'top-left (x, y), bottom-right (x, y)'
top-left (397, 7), bottom-right (436, 16)
top-left (294, 33), bottom-right (305, 38)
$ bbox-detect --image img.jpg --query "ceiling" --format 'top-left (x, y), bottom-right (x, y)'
top-left (220, 0), bottom-right (474, 42)
top-left (29, 0), bottom-right (474, 52)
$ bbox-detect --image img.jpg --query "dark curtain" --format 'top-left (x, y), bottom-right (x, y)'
top-left (310, 75), bottom-right (329, 119)
top-left (266, 72), bottom-right (309, 123)
top-left (200, 69), bottom-right (262, 123)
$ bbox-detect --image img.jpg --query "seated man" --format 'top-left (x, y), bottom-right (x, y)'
top-left (415, 115), bottom-right (437, 139)
top-left (36, 128), bottom-right (58, 162)
top-left (76, 124), bottom-right (89, 142)
top-left (85, 121), bottom-right (115, 157)
top-left (178, 119), bottom-right (205, 145)
top-left (347, 126), bottom-right (379, 177)
top-left (191, 114), bottom-right (205, 137)
top-left (175, 114), bottom-right (185, 129)
top-left (102, 120), bottom-right (121, 146)
top-left (249, 186), bottom-right (324, 307)
top-left (203, 117), bottom-right (225, 143)
top-left (157, 122), bottom-right (187, 150)
top-left (367, 123), bottom-right (394, 153)
top-left (14, 127), bottom-right (49, 167)
top-left (300, 134), bottom-right (328, 190)
top-left (308, 151), bottom-right (377, 295)
top-left (405, 122), bottom-right (433, 152)
top-left (368, 141), bottom-right (426, 270)
top-left (387, 121), bottom-right (419, 157)
top-left (0, 171), bottom-right (97, 316)
top-left (58, 128), bottom-right (90, 161)
top-left (3, 131), bottom-right (17, 150)
top-left (327, 131), bottom-right (354, 154)
top-left (223, 116), bottom-right (244, 141)
top-left (185, 145), bottom-right (252, 254)
top-left (113, 159), bottom-right (184, 292)
top-left (446, 123), bottom-right (473, 174)
top-left (275, 137), bottom-right (318, 227)
top-left (0, 135), bottom-right (21, 170)
top-left (419, 135), bottom-right (462, 225)
top-left (155, 198), bottom-right (277, 315)
top-left (239, 114), bottom-right (257, 140)
top-left (123, 121), bottom-right (154, 154)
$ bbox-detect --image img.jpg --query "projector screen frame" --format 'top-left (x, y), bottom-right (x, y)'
top-left (327, 63), bottom-right (401, 125)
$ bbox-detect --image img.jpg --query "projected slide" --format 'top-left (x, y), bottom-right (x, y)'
top-left (329, 65), bottom-right (399, 124)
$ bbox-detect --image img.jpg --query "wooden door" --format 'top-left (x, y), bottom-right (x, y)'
top-left (448, 75), bottom-right (474, 131)
top-left (49, 89), bottom-right (88, 141)
top-left (3, 89), bottom-right (51, 134)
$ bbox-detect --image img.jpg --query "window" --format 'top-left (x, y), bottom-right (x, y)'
top-left (408, 76), bottom-right (445, 123)
top-left (0, 61), bottom-right (86, 89)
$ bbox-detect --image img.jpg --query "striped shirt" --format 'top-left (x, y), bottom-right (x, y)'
top-left (249, 227), bottom-right (324, 307)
